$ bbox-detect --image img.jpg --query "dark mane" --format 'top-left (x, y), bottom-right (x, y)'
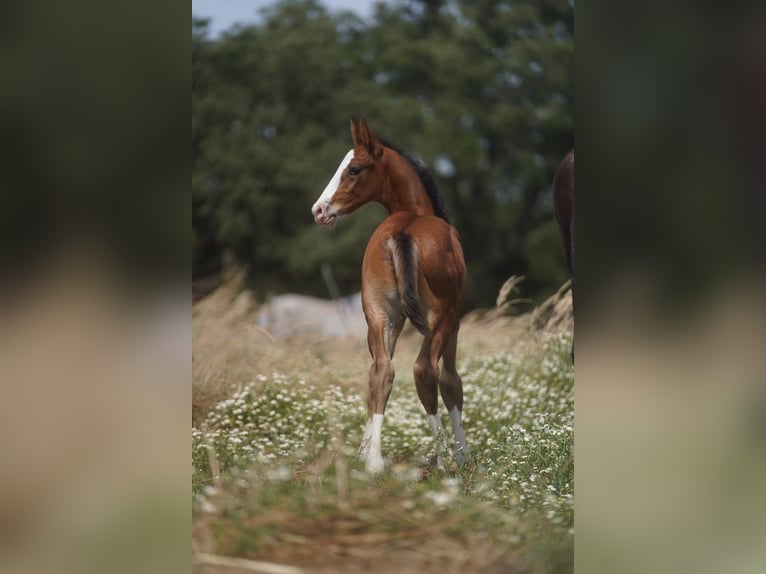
top-left (377, 137), bottom-right (450, 223)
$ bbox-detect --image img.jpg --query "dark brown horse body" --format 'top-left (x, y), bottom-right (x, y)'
top-left (312, 119), bottom-right (467, 473)
top-left (553, 149), bottom-right (574, 359)
top-left (553, 150), bottom-right (574, 277)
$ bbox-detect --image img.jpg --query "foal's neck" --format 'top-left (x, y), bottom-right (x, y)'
top-left (379, 152), bottom-right (434, 217)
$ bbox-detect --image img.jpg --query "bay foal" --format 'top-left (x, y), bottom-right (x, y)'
top-left (312, 119), bottom-right (467, 473)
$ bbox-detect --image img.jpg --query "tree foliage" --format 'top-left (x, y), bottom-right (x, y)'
top-left (192, 0), bottom-right (573, 310)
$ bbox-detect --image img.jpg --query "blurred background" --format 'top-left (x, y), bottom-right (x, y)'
top-left (192, 0), bottom-right (574, 311)
top-left (1, 0), bottom-right (764, 572)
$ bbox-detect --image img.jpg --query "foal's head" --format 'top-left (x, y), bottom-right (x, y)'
top-left (311, 118), bottom-right (387, 226)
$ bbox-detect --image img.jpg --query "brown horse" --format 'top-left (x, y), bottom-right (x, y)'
top-left (312, 119), bottom-right (467, 473)
top-left (553, 149), bottom-right (574, 359)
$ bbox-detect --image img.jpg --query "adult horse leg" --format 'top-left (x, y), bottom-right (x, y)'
top-left (570, 217), bottom-right (575, 362)
top-left (553, 150), bottom-right (575, 362)
top-left (359, 306), bottom-right (405, 473)
top-left (438, 323), bottom-right (467, 463)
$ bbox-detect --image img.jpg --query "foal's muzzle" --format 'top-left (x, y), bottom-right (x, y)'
top-left (311, 201), bottom-right (337, 226)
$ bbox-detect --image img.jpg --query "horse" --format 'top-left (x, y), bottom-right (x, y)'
top-left (552, 149), bottom-right (574, 360)
top-left (311, 119), bottom-right (467, 473)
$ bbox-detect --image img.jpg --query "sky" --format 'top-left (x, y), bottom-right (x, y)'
top-left (192, 0), bottom-right (382, 37)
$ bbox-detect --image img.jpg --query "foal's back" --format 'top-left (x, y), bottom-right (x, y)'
top-left (362, 212), bottom-right (465, 329)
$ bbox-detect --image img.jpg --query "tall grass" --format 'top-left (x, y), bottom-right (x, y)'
top-left (192, 327), bottom-right (573, 573)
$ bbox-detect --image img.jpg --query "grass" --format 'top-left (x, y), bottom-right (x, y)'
top-left (192, 282), bottom-right (574, 573)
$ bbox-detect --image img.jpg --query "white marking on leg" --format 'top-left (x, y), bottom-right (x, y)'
top-left (359, 418), bottom-right (372, 459)
top-left (449, 407), bottom-right (468, 463)
top-left (427, 414), bottom-right (446, 440)
top-left (365, 413), bottom-right (385, 473)
top-left (427, 414), bottom-right (448, 469)
top-left (312, 149), bottom-right (354, 214)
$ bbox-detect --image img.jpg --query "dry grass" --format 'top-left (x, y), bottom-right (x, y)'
top-left (192, 273), bottom-right (573, 401)
top-left (192, 277), bottom-right (573, 574)
top-left (192, 274), bottom-right (370, 425)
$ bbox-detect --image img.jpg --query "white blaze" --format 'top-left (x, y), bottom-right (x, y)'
top-left (313, 149), bottom-right (354, 212)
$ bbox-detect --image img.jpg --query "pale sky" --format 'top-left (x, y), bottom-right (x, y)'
top-left (192, 0), bottom-right (383, 37)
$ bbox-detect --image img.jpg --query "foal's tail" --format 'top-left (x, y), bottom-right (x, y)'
top-left (389, 232), bottom-right (429, 335)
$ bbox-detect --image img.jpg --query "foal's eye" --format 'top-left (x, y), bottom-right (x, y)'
top-left (348, 166), bottom-right (362, 176)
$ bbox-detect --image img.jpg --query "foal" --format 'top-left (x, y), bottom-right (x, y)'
top-left (312, 119), bottom-right (467, 473)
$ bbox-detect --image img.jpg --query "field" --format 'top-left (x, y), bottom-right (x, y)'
top-left (192, 278), bottom-right (574, 573)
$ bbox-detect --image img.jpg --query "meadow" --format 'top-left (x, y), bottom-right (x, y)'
top-left (192, 279), bottom-right (574, 573)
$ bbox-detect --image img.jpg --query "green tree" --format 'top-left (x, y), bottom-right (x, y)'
top-left (192, 0), bottom-right (573, 309)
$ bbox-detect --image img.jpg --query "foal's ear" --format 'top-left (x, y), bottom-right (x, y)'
top-left (358, 118), bottom-right (383, 159)
top-left (350, 118), bottom-right (361, 146)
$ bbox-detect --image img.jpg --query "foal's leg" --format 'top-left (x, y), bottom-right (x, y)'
top-left (438, 324), bottom-right (468, 462)
top-left (359, 309), bottom-right (404, 473)
top-left (413, 321), bottom-right (452, 468)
